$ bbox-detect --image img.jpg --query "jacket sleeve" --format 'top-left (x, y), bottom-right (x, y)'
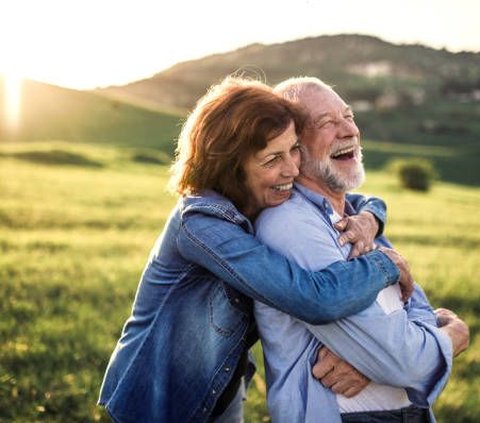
top-left (346, 193), bottom-right (386, 236)
top-left (178, 212), bottom-right (400, 325)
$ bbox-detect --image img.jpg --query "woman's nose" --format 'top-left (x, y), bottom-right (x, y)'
top-left (282, 156), bottom-right (300, 178)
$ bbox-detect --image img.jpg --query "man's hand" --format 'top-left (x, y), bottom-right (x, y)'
top-left (436, 308), bottom-right (470, 357)
top-left (312, 347), bottom-right (370, 398)
top-left (377, 246), bottom-right (414, 302)
top-left (335, 211), bottom-right (378, 259)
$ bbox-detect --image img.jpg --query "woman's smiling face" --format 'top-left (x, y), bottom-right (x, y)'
top-left (242, 120), bottom-right (301, 218)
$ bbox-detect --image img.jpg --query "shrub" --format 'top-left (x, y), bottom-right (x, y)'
top-left (131, 149), bottom-right (171, 165)
top-left (9, 149), bottom-right (103, 168)
top-left (390, 158), bottom-right (437, 191)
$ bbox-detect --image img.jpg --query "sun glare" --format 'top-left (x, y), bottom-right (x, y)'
top-left (3, 72), bottom-right (23, 135)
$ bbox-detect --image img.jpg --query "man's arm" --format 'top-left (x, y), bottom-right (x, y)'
top-left (313, 285), bottom-right (469, 398)
top-left (255, 202), bottom-right (452, 405)
top-left (312, 304), bottom-right (470, 398)
top-left (305, 302), bottom-right (452, 406)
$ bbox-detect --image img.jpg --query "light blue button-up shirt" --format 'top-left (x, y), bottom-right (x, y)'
top-left (254, 185), bottom-right (453, 423)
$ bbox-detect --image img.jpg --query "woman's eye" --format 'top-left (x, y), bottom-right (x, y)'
top-left (263, 156), bottom-right (280, 167)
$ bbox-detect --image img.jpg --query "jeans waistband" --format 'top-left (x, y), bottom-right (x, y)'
top-left (341, 405), bottom-right (430, 423)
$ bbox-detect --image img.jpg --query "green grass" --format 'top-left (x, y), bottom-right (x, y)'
top-left (1, 141), bottom-right (479, 422)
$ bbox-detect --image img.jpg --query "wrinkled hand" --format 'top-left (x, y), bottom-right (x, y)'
top-left (312, 347), bottom-right (370, 398)
top-left (335, 212), bottom-right (378, 259)
top-left (436, 308), bottom-right (470, 357)
top-left (377, 246), bottom-right (414, 302)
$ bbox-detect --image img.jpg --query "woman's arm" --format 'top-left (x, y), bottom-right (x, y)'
top-left (178, 212), bottom-right (402, 325)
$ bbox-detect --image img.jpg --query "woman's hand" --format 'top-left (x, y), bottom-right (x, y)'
top-left (312, 347), bottom-right (370, 398)
top-left (335, 211), bottom-right (378, 259)
top-left (377, 246), bottom-right (414, 302)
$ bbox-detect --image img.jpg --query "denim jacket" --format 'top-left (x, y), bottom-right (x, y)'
top-left (98, 190), bottom-right (399, 423)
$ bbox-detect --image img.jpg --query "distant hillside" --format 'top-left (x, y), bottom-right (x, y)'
top-left (1, 34), bottom-right (479, 186)
top-left (0, 78), bottom-right (182, 155)
top-left (98, 34), bottom-right (480, 114)
top-left (97, 34), bottom-right (480, 186)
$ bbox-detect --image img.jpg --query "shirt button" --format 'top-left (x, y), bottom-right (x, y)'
top-left (234, 298), bottom-right (240, 303)
top-left (212, 389), bottom-right (216, 395)
top-left (224, 367), bottom-right (231, 372)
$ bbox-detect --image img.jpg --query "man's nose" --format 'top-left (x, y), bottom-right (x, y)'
top-left (338, 118), bottom-right (359, 138)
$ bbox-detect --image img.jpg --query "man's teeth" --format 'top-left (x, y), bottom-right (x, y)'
top-left (272, 183), bottom-right (293, 191)
top-left (331, 146), bottom-right (355, 158)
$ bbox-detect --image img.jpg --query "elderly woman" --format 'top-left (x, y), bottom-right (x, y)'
top-left (98, 77), bottom-right (409, 423)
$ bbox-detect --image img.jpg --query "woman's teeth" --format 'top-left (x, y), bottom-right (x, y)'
top-left (272, 183), bottom-right (293, 192)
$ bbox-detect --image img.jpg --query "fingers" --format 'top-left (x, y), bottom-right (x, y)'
top-left (435, 308), bottom-right (456, 317)
top-left (335, 219), bottom-right (347, 232)
top-left (329, 376), bottom-right (368, 397)
top-left (318, 366), bottom-right (341, 388)
top-left (312, 347), bottom-right (370, 398)
top-left (338, 232), bottom-right (351, 247)
top-left (337, 221), bottom-right (376, 256)
top-left (348, 240), bottom-right (364, 259)
top-left (312, 348), bottom-right (337, 379)
top-left (346, 239), bottom-right (375, 259)
top-left (317, 363), bottom-right (370, 397)
top-left (435, 308), bottom-right (456, 326)
top-left (341, 384), bottom-right (368, 398)
top-left (336, 214), bottom-right (377, 250)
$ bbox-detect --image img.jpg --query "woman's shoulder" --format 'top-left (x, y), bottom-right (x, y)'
top-left (181, 190), bottom-right (253, 230)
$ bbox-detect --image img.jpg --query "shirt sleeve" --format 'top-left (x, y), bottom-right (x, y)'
top-left (305, 303), bottom-right (453, 406)
top-left (178, 211), bottom-right (399, 325)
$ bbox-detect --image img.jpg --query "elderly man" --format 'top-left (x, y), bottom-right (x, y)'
top-left (254, 77), bottom-right (469, 423)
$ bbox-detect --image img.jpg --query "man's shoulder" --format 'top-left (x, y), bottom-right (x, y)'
top-left (254, 190), bottom-right (326, 247)
top-left (256, 191), bottom-right (311, 227)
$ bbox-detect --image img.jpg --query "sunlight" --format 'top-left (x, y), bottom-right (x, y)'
top-left (3, 72), bottom-right (23, 135)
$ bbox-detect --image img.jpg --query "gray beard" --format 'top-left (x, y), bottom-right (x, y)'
top-left (301, 150), bottom-right (365, 193)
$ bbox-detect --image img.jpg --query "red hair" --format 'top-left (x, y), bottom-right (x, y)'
top-left (170, 76), bottom-right (306, 212)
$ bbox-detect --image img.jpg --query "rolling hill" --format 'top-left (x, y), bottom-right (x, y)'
top-left (98, 34), bottom-right (480, 114)
top-left (97, 34), bottom-right (480, 185)
top-left (0, 78), bottom-right (183, 155)
top-left (1, 34), bottom-right (479, 185)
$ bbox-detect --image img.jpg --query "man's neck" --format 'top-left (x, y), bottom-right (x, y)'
top-left (296, 174), bottom-right (346, 215)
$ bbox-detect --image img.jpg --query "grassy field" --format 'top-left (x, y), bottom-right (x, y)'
top-left (0, 141), bottom-right (479, 422)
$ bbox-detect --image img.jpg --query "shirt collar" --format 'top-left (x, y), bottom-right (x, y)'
top-left (294, 183), bottom-right (355, 217)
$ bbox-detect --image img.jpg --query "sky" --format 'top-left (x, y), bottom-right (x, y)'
top-left (1, 0), bottom-right (480, 90)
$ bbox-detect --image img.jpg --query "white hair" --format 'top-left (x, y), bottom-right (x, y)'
top-left (274, 76), bottom-right (333, 105)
